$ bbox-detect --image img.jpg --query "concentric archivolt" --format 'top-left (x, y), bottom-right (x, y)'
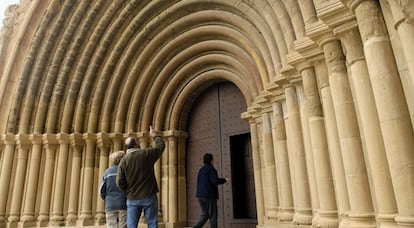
top-left (1, 0), bottom-right (302, 135)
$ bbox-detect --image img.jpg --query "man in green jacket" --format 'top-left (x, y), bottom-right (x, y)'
top-left (116, 126), bottom-right (165, 228)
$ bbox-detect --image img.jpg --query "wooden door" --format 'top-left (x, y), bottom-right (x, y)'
top-left (186, 82), bottom-right (257, 228)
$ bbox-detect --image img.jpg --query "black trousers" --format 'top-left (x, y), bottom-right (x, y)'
top-left (192, 198), bottom-right (218, 228)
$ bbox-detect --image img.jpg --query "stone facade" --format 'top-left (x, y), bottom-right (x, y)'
top-left (0, 0), bottom-right (413, 227)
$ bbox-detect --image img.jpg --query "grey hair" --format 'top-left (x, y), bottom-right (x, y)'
top-left (110, 151), bottom-right (125, 165)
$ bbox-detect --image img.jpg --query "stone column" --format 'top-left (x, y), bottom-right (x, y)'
top-left (77, 134), bottom-right (96, 226)
top-left (335, 23), bottom-right (398, 227)
top-left (388, 0), bottom-right (414, 87)
top-left (37, 135), bottom-right (57, 225)
top-left (249, 121), bottom-right (265, 226)
top-left (50, 133), bottom-right (70, 226)
top-left (177, 131), bottom-right (188, 224)
top-left (8, 134), bottom-right (30, 225)
top-left (322, 38), bottom-right (375, 227)
top-left (0, 135), bottom-right (15, 225)
top-left (95, 133), bottom-right (111, 225)
top-left (261, 112), bottom-right (279, 221)
top-left (20, 134), bottom-right (43, 226)
top-left (300, 65), bottom-right (339, 228)
top-left (313, 58), bottom-right (350, 220)
top-left (284, 86), bottom-right (313, 225)
top-left (296, 83), bottom-right (320, 224)
top-left (348, 0), bottom-right (414, 225)
top-left (66, 133), bottom-right (84, 226)
top-left (271, 102), bottom-right (294, 222)
top-left (167, 132), bottom-right (178, 225)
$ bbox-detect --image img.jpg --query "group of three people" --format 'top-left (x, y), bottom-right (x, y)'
top-left (99, 126), bottom-right (228, 228)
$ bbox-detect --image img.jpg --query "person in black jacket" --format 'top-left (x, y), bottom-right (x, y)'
top-left (100, 150), bottom-right (127, 228)
top-left (192, 153), bottom-right (228, 228)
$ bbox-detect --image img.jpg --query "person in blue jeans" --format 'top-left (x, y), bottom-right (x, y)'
top-left (116, 126), bottom-right (165, 228)
top-left (99, 151), bottom-right (127, 228)
top-left (192, 153), bottom-right (228, 228)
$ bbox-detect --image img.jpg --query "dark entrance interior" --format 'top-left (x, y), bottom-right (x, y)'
top-left (230, 133), bottom-right (256, 220)
top-left (185, 82), bottom-right (257, 228)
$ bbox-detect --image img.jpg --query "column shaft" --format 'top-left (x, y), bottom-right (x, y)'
top-left (322, 39), bottom-right (375, 227)
top-left (313, 59), bottom-right (350, 218)
top-left (95, 145), bottom-right (109, 225)
top-left (271, 102), bottom-right (294, 222)
top-left (78, 139), bottom-right (95, 226)
top-left (0, 142), bottom-right (16, 223)
top-left (285, 86), bottom-right (312, 225)
top-left (249, 122), bottom-right (265, 226)
top-left (37, 144), bottom-right (57, 223)
top-left (51, 141), bottom-right (70, 225)
top-left (66, 137), bottom-right (83, 226)
top-left (302, 67), bottom-right (338, 227)
top-left (168, 136), bottom-right (178, 223)
top-left (8, 142), bottom-right (29, 223)
top-left (21, 141), bottom-right (43, 222)
top-left (352, 0), bottom-right (414, 225)
top-left (337, 24), bottom-right (398, 227)
top-left (262, 112), bottom-right (279, 220)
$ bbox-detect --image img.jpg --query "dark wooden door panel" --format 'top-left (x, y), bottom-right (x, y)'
top-left (186, 82), bottom-right (256, 228)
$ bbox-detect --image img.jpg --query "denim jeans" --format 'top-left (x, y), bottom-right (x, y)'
top-left (192, 198), bottom-right (218, 228)
top-left (106, 210), bottom-right (127, 228)
top-left (126, 195), bottom-right (158, 228)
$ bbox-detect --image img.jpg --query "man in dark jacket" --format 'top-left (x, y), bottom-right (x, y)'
top-left (192, 153), bottom-right (228, 228)
top-left (100, 150), bottom-right (127, 228)
top-left (116, 126), bottom-right (165, 228)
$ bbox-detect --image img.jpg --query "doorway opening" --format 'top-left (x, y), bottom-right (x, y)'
top-left (230, 133), bottom-right (257, 220)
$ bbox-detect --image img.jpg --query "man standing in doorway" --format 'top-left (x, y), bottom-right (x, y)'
top-left (116, 126), bottom-right (165, 228)
top-left (192, 153), bottom-right (228, 228)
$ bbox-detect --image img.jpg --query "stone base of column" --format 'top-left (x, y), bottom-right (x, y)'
top-left (339, 213), bottom-right (376, 228)
top-left (137, 222), bottom-right (165, 228)
top-left (293, 209), bottom-right (313, 226)
top-left (262, 222), bottom-right (295, 228)
top-left (395, 215), bottom-right (414, 227)
top-left (5, 220), bottom-right (18, 228)
top-left (377, 213), bottom-right (398, 228)
top-left (94, 213), bottom-right (106, 226)
top-left (65, 214), bottom-right (77, 226)
top-left (36, 215), bottom-right (49, 227)
top-left (76, 214), bottom-right (94, 226)
top-left (318, 210), bottom-right (339, 228)
top-left (17, 220), bottom-right (36, 228)
top-left (165, 221), bottom-right (185, 228)
top-left (278, 207), bottom-right (294, 222)
top-left (50, 214), bottom-right (65, 226)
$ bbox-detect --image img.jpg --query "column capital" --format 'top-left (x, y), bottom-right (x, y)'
top-left (83, 133), bottom-right (97, 143)
top-left (56, 133), bottom-right (70, 144)
top-left (1, 134), bottom-right (16, 144)
top-left (96, 132), bottom-right (112, 148)
top-left (16, 134), bottom-right (31, 149)
top-left (70, 133), bottom-right (84, 146)
top-left (30, 133), bottom-right (44, 145)
top-left (163, 130), bottom-right (188, 139)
